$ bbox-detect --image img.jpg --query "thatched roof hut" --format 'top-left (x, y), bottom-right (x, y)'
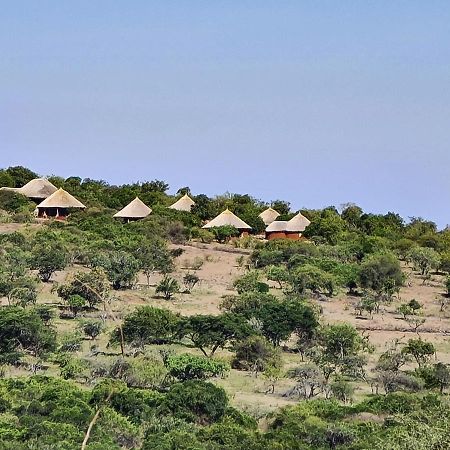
top-left (286, 212), bottom-right (311, 233)
top-left (37, 188), bottom-right (85, 219)
top-left (265, 220), bottom-right (288, 240)
top-left (265, 212), bottom-right (311, 240)
top-left (259, 207), bottom-right (280, 225)
top-left (113, 197), bottom-right (152, 221)
top-left (202, 209), bottom-right (252, 235)
top-left (169, 194), bottom-right (195, 212)
top-left (0, 178), bottom-right (57, 201)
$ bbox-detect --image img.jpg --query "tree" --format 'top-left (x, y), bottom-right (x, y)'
top-left (232, 335), bottom-right (282, 375)
top-left (92, 251), bottom-right (140, 289)
top-left (166, 354), bottom-right (229, 381)
top-left (5, 166), bottom-right (38, 187)
top-left (210, 225), bottom-right (240, 243)
top-left (67, 294), bottom-right (86, 318)
top-left (0, 190), bottom-right (31, 213)
top-left (183, 273), bottom-right (200, 293)
top-left (402, 339), bottom-right (435, 368)
top-left (311, 324), bottom-right (371, 381)
top-left (359, 253), bottom-right (403, 299)
top-left (118, 306), bottom-right (181, 348)
top-left (287, 364), bottom-right (325, 399)
top-left (265, 265), bottom-right (289, 289)
top-left (256, 299), bottom-right (318, 346)
top-left (155, 276), bottom-right (180, 300)
top-left (79, 320), bottom-right (103, 340)
top-left (0, 306), bottom-right (56, 363)
top-left (30, 241), bottom-right (68, 282)
top-left (135, 239), bottom-right (174, 287)
top-left (57, 268), bottom-right (110, 309)
top-left (289, 265), bottom-right (336, 296)
top-left (161, 380), bottom-right (228, 424)
top-left (233, 271), bottom-right (269, 294)
top-left (182, 313), bottom-right (253, 357)
top-left (408, 247), bottom-right (441, 277)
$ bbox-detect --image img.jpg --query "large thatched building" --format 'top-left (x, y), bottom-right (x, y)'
top-left (36, 188), bottom-right (86, 219)
top-left (169, 194), bottom-right (195, 212)
top-left (113, 197), bottom-right (152, 222)
top-left (265, 212), bottom-right (311, 240)
top-left (202, 209), bottom-right (252, 236)
top-left (0, 178), bottom-right (58, 202)
top-left (258, 207), bottom-right (280, 226)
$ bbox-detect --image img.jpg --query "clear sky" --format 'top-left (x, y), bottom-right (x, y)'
top-left (1, 1), bottom-right (450, 227)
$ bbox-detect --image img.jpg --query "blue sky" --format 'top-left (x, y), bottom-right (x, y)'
top-left (1, 1), bottom-right (450, 227)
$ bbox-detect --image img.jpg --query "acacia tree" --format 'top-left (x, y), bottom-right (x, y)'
top-left (182, 313), bottom-right (252, 357)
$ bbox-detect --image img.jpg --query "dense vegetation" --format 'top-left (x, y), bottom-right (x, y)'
top-left (1, 166), bottom-right (450, 449)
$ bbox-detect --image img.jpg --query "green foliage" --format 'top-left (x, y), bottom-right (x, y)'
top-left (183, 273), bottom-right (200, 293)
top-left (0, 190), bottom-right (31, 213)
top-left (79, 320), bottom-right (103, 340)
top-left (402, 338), bottom-right (435, 368)
top-left (119, 306), bottom-right (181, 348)
top-left (92, 250), bottom-right (140, 289)
top-left (232, 335), bottom-right (282, 373)
top-left (166, 353), bottom-right (229, 381)
top-left (233, 270), bottom-right (269, 294)
top-left (155, 275), bottom-right (180, 299)
top-left (182, 313), bottom-right (253, 357)
top-left (408, 246), bottom-right (441, 276)
top-left (359, 253), bottom-right (403, 298)
top-left (0, 307), bottom-right (56, 363)
top-left (56, 267), bottom-right (110, 309)
top-left (67, 294), bottom-right (85, 317)
top-left (30, 238), bottom-right (68, 282)
top-left (161, 380), bottom-right (228, 424)
top-left (210, 225), bottom-right (240, 243)
top-left (135, 239), bottom-right (174, 286)
top-left (4, 166), bottom-right (38, 187)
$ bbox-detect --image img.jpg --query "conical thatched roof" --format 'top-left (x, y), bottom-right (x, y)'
top-left (285, 212), bottom-right (311, 232)
top-left (202, 209), bottom-right (252, 230)
top-left (259, 207), bottom-right (280, 225)
top-left (113, 197), bottom-right (152, 219)
top-left (265, 220), bottom-right (288, 232)
top-left (19, 178), bottom-right (58, 199)
top-left (37, 188), bottom-right (86, 209)
top-left (0, 178), bottom-right (57, 200)
top-left (169, 194), bottom-right (195, 212)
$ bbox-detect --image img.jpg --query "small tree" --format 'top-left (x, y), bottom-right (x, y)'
top-left (92, 251), bottom-right (140, 290)
top-left (57, 268), bottom-right (110, 309)
top-left (232, 335), bottom-right (282, 376)
top-left (408, 247), bottom-right (441, 277)
top-left (210, 225), bottom-right (240, 243)
top-left (136, 239), bottom-right (174, 287)
top-left (182, 313), bottom-right (253, 357)
top-left (156, 276), bottom-right (180, 300)
top-left (67, 294), bottom-right (85, 318)
top-left (30, 241), bottom-right (68, 282)
top-left (79, 320), bottom-right (103, 340)
top-left (183, 273), bottom-right (200, 293)
top-left (359, 253), bottom-right (404, 300)
top-left (266, 265), bottom-right (289, 289)
top-left (402, 338), bottom-right (435, 368)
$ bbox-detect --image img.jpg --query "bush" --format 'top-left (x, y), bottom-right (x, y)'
top-left (118, 306), bottom-right (181, 348)
top-left (161, 380), bottom-right (228, 424)
top-left (155, 276), bottom-right (180, 299)
top-left (166, 354), bottom-right (229, 381)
